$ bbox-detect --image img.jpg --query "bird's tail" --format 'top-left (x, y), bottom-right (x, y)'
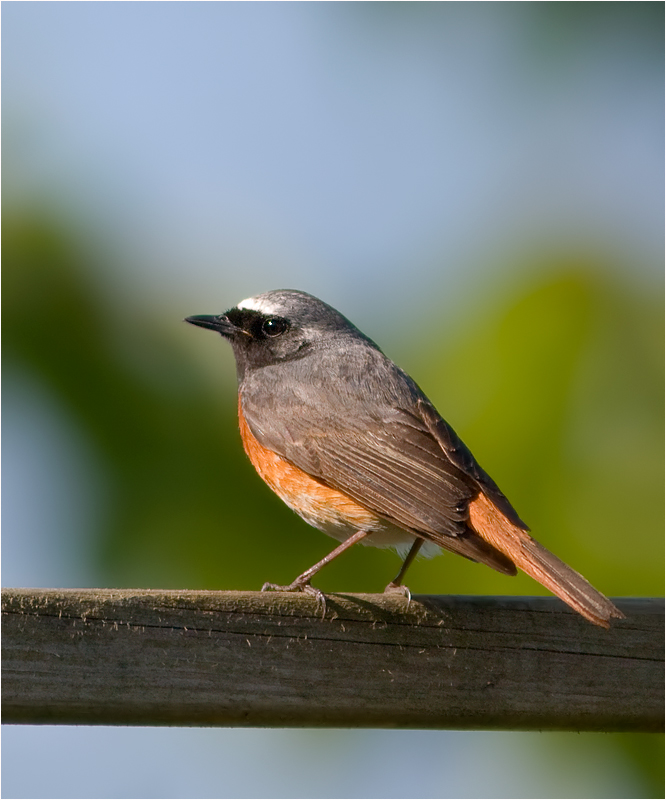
top-left (468, 492), bottom-right (625, 628)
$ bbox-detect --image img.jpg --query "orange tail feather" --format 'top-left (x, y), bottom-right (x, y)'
top-left (468, 493), bottom-right (624, 628)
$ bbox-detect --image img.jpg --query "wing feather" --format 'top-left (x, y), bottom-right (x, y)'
top-left (239, 347), bottom-right (525, 570)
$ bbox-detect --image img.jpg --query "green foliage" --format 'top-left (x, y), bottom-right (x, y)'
top-left (4, 216), bottom-right (662, 595)
top-left (406, 265), bottom-right (663, 600)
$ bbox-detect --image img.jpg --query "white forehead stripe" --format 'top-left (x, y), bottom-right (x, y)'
top-left (237, 296), bottom-right (280, 315)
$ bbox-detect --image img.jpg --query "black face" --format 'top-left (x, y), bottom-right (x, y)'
top-left (186, 306), bottom-right (312, 380)
top-left (224, 308), bottom-right (291, 340)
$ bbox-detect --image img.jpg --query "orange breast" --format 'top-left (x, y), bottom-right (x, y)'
top-left (237, 397), bottom-right (382, 537)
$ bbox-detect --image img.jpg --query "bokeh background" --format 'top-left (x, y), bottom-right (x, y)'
top-left (3, 3), bottom-right (663, 798)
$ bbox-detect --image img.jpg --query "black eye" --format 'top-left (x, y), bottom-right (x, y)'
top-left (262, 317), bottom-right (289, 337)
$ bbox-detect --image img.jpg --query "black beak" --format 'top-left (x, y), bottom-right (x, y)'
top-left (185, 314), bottom-right (236, 336)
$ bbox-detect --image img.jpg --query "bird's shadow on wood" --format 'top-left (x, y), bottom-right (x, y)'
top-left (321, 592), bottom-right (452, 626)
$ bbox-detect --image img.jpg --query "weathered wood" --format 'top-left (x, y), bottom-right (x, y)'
top-left (1, 590), bottom-right (662, 731)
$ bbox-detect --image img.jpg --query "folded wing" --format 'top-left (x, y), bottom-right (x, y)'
top-left (241, 383), bottom-right (519, 574)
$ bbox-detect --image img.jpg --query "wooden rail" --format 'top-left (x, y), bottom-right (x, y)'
top-left (1, 589), bottom-right (662, 731)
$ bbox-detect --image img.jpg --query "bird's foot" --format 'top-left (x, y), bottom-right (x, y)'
top-left (383, 581), bottom-right (412, 608)
top-left (261, 580), bottom-right (327, 618)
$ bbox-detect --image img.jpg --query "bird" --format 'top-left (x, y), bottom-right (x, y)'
top-left (185, 289), bottom-right (624, 627)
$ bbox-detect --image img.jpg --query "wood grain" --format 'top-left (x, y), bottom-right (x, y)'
top-left (2, 589), bottom-right (662, 731)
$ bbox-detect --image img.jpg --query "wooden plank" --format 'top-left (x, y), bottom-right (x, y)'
top-left (1, 589), bottom-right (662, 731)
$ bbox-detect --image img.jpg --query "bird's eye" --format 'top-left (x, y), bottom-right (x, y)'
top-left (262, 317), bottom-right (289, 337)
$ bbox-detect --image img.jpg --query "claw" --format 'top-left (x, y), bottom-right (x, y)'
top-left (384, 582), bottom-right (412, 609)
top-left (302, 584), bottom-right (327, 618)
top-left (261, 580), bottom-right (327, 618)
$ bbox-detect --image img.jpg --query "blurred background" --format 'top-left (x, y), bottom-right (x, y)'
top-left (2, 2), bottom-right (663, 798)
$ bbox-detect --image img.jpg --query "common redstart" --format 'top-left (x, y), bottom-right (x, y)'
top-left (186, 289), bottom-right (623, 627)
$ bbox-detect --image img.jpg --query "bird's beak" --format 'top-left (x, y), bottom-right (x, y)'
top-left (184, 314), bottom-right (236, 336)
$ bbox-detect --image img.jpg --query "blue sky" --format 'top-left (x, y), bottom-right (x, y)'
top-left (4, 2), bottom-right (661, 319)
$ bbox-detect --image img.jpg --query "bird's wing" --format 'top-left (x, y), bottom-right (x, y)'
top-left (240, 363), bottom-right (521, 573)
top-left (416, 396), bottom-right (529, 531)
top-left (286, 409), bottom-right (474, 538)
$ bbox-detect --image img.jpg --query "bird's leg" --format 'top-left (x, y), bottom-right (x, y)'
top-left (261, 529), bottom-right (372, 617)
top-left (384, 538), bottom-right (424, 603)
